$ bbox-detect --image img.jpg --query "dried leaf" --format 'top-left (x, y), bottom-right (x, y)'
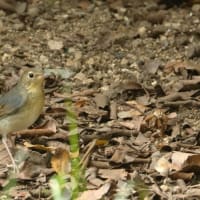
top-left (126, 100), bottom-right (147, 113)
top-left (51, 148), bottom-right (70, 174)
top-left (119, 117), bottom-right (143, 130)
top-left (88, 178), bottom-right (105, 187)
top-left (118, 110), bottom-right (142, 119)
top-left (18, 150), bottom-right (49, 179)
top-left (98, 169), bottom-right (127, 181)
top-left (170, 172), bottom-right (194, 181)
top-left (77, 183), bottom-right (111, 200)
top-left (24, 142), bottom-right (54, 152)
top-left (110, 148), bottom-right (126, 163)
top-left (171, 151), bottom-right (194, 171)
top-left (134, 133), bottom-right (149, 145)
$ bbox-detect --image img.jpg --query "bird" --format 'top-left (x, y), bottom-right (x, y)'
top-left (0, 69), bottom-right (45, 171)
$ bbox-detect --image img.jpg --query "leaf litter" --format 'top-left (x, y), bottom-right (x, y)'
top-left (0, 0), bottom-right (200, 199)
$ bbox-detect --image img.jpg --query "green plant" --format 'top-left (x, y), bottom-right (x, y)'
top-left (50, 97), bottom-right (85, 200)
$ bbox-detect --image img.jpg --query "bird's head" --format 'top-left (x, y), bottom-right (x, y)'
top-left (20, 69), bottom-right (44, 92)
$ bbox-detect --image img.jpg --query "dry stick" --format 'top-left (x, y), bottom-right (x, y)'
top-left (72, 89), bottom-right (100, 97)
top-left (132, 158), bottom-right (151, 163)
top-left (157, 90), bottom-right (198, 103)
top-left (81, 128), bottom-right (138, 143)
top-left (90, 158), bottom-right (150, 169)
top-left (81, 153), bottom-right (90, 170)
top-left (163, 100), bottom-right (200, 107)
top-left (151, 184), bottom-right (168, 199)
top-left (110, 101), bottom-right (117, 120)
top-left (180, 79), bottom-right (200, 85)
top-left (11, 129), bottom-right (55, 137)
top-left (54, 89), bottom-right (99, 99)
top-left (80, 139), bottom-right (97, 169)
top-left (172, 194), bottom-right (189, 199)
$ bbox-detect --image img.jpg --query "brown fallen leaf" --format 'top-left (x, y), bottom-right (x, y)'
top-left (98, 169), bottom-right (128, 181)
top-left (134, 132), bottom-right (149, 145)
top-left (51, 148), bottom-right (70, 174)
top-left (118, 110), bottom-right (142, 119)
top-left (78, 105), bottom-right (108, 120)
top-left (110, 148), bottom-right (126, 164)
top-left (182, 154), bottom-right (200, 172)
top-left (24, 141), bottom-right (55, 152)
top-left (126, 100), bottom-right (147, 113)
top-left (154, 151), bottom-right (200, 179)
top-left (77, 183), bottom-right (111, 200)
top-left (110, 145), bottom-right (137, 164)
top-left (88, 178), bottom-right (105, 188)
top-left (17, 149), bottom-right (50, 179)
top-left (171, 151), bottom-right (194, 171)
top-left (119, 116), bottom-right (143, 130)
top-left (170, 171), bottom-right (194, 181)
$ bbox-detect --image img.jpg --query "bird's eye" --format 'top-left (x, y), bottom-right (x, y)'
top-left (28, 72), bottom-right (34, 78)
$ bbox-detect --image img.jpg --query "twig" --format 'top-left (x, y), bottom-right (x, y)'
top-left (80, 128), bottom-right (138, 143)
top-left (12, 129), bottom-right (55, 137)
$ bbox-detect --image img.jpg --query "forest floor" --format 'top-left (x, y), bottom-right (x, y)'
top-left (1, 0), bottom-right (200, 199)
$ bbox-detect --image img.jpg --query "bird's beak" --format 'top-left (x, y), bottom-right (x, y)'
top-left (38, 74), bottom-right (44, 80)
top-left (37, 74), bottom-right (45, 85)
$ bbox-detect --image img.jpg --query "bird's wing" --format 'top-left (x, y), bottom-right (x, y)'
top-left (0, 85), bottom-right (28, 117)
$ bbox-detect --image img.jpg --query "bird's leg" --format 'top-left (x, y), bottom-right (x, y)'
top-left (2, 136), bottom-right (18, 173)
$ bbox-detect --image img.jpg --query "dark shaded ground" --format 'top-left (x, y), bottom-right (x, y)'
top-left (1, 0), bottom-right (200, 199)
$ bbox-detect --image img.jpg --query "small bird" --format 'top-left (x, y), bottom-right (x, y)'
top-left (0, 69), bottom-right (45, 171)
